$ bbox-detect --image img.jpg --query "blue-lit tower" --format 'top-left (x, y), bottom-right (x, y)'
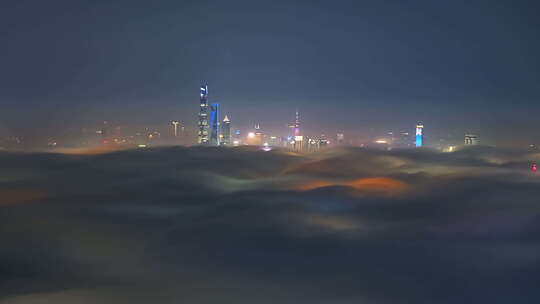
top-left (415, 123), bottom-right (424, 147)
top-left (209, 103), bottom-right (220, 146)
top-left (198, 84), bottom-right (209, 144)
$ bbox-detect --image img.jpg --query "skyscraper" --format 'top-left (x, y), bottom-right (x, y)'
top-left (415, 124), bottom-right (424, 147)
top-left (221, 115), bottom-right (231, 146)
top-left (294, 110), bottom-right (300, 136)
top-left (209, 103), bottom-right (220, 146)
top-left (198, 84), bottom-right (209, 145)
top-left (253, 123), bottom-right (263, 146)
top-left (172, 121), bottom-right (180, 137)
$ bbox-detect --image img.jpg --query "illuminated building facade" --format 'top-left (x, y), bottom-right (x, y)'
top-left (464, 134), bottom-right (478, 145)
top-left (198, 84), bottom-right (209, 144)
top-left (221, 115), bottom-right (231, 146)
top-left (307, 135), bottom-right (330, 152)
top-left (233, 129), bottom-right (241, 146)
top-left (247, 124), bottom-right (263, 146)
top-left (287, 110), bottom-right (304, 151)
top-left (294, 110), bottom-right (300, 136)
top-left (415, 124), bottom-right (424, 147)
top-left (209, 103), bottom-right (220, 146)
top-left (172, 121), bottom-right (179, 137)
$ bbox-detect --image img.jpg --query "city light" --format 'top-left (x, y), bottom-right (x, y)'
top-left (415, 124), bottom-right (424, 147)
top-left (3, 4), bottom-right (536, 303)
top-left (172, 121), bottom-right (180, 137)
top-left (444, 146), bottom-right (456, 152)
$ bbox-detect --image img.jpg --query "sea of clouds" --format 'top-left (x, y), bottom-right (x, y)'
top-left (1, 146), bottom-right (540, 303)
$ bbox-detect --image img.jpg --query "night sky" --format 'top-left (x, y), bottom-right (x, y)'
top-left (1, 0), bottom-right (539, 141)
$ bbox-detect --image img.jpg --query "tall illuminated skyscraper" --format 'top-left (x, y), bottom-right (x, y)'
top-left (221, 115), bottom-right (231, 146)
top-left (209, 103), bottom-right (220, 146)
top-left (171, 121), bottom-right (180, 137)
top-left (415, 124), bottom-right (424, 147)
top-left (290, 110), bottom-right (303, 152)
top-left (294, 110), bottom-right (300, 136)
top-left (198, 84), bottom-right (209, 144)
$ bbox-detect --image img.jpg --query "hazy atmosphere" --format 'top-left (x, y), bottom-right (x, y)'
top-left (2, 0), bottom-right (540, 303)
top-left (1, 0), bottom-right (540, 145)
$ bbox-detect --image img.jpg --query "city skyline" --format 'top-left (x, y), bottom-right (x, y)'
top-left (0, 79), bottom-right (519, 148)
top-left (3, 1), bottom-right (540, 304)
top-left (0, 80), bottom-right (510, 151)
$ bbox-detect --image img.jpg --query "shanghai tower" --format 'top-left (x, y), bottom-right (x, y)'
top-left (198, 84), bottom-right (209, 144)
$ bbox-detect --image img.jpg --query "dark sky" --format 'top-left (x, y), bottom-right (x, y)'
top-left (1, 0), bottom-right (539, 144)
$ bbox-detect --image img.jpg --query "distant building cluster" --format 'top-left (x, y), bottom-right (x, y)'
top-left (195, 85), bottom-right (334, 152)
top-left (0, 82), bottom-right (496, 152)
top-left (197, 83), bottom-right (232, 146)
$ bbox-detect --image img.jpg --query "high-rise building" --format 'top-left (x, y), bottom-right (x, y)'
top-left (464, 134), bottom-right (478, 145)
top-left (337, 133), bottom-right (344, 145)
top-left (415, 124), bottom-right (424, 147)
top-left (172, 121), bottom-right (180, 137)
top-left (209, 103), bottom-right (220, 146)
top-left (294, 110), bottom-right (300, 136)
top-left (319, 134), bottom-right (329, 148)
top-left (254, 124), bottom-right (264, 146)
top-left (100, 121), bottom-right (109, 144)
top-left (233, 129), bottom-right (241, 146)
top-left (221, 115), bottom-right (231, 146)
top-left (198, 84), bottom-right (209, 145)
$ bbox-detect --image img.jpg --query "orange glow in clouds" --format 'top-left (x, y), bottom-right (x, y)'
top-left (54, 145), bottom-right (131, 155)
top-left (346, 177), bottom-right (407, 193)
top-left (298, 180), bottom-right (336, 191)
top-left (0, 189), bottom-right (47, 206)
top-left (298, 177), bottom-right (407, 194)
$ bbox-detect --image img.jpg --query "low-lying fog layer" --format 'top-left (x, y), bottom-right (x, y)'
top-left (1, 146), bottom-right (540, 303)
